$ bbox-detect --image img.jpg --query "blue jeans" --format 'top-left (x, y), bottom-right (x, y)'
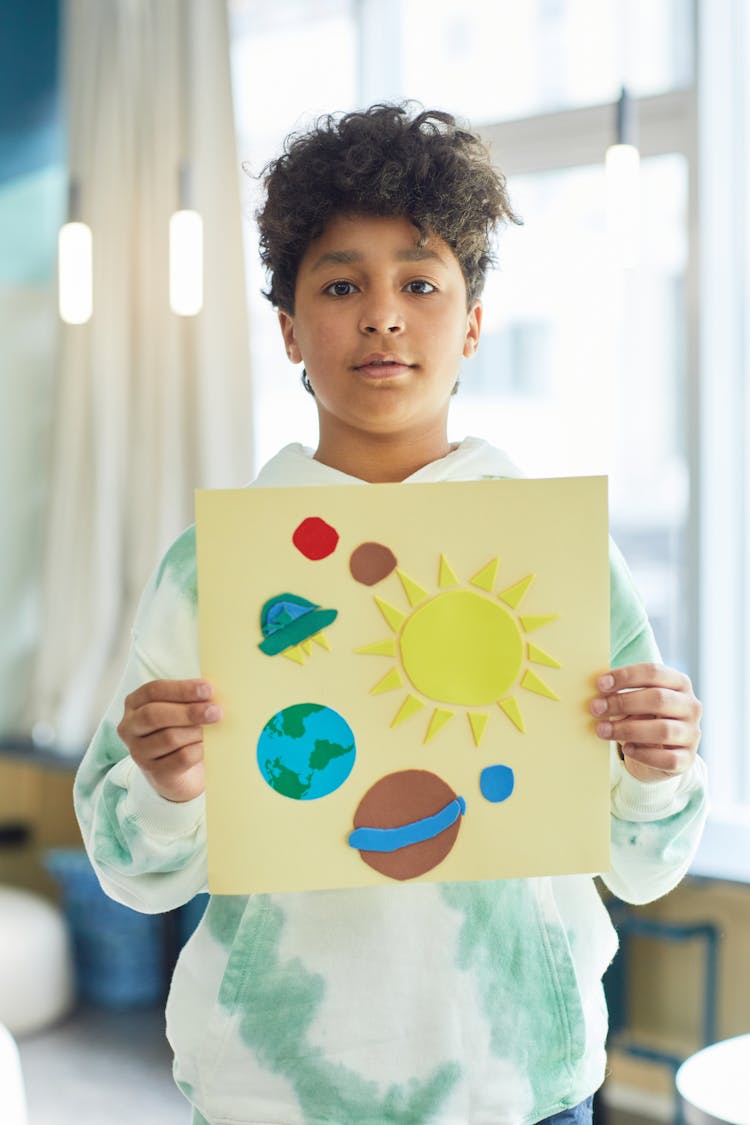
top-left (538, 1095), bottom-right (594, 1123)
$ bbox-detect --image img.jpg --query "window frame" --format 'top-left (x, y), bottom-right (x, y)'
top-left (689, 0), bottom-right (750, 878)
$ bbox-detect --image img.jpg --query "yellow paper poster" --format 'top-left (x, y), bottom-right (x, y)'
top-left (195, 476), bottom-right (610, 894)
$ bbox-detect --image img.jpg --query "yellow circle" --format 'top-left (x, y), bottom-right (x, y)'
top-left (398, 590), bottom-right (523, 705)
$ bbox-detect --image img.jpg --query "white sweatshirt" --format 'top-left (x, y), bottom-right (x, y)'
top-left (74, 438), bottom-right (707, 1125)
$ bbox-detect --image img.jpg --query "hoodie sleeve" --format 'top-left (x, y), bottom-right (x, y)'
top-left (600, 539), bottom-right (708, 905)
top-left (74, 525), bottom-right (208, 914)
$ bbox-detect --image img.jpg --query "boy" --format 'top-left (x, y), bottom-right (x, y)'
top-left (75, 104), bottom-right (705, 1124)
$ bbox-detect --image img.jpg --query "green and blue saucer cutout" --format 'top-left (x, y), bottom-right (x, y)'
top-left (258, 593), bottom-right (338, 656)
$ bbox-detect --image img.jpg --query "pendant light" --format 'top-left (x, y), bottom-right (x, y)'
top-left (58, 179), bottom-right (93, 324)
top-left (169, 161), bottom-right (204, 316)
top-left (606, 86), bottom-right (640, 269)
top-left (169, 10), bottom-right (203, 318)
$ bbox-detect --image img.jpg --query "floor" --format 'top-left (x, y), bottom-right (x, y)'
top-left (16, 1004), bottom-right (189, 1125)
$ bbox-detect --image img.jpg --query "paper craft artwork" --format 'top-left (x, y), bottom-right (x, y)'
top-left (479, 764), bottom-right (515, 804)
top-left (349, 770), bottom-right (466, 880)
top-left (357, 562), bottom-right (561, 747)
top-left (257, 593), bottom-right (338, 663)
top-left (196, 476), bottom-right (609, 894)
top-left (292, 516), bottom-right (339, 560)
top-left (256, 702), bottom-right (356, 800)
top-left (349, 542), bottom-right (398, 586)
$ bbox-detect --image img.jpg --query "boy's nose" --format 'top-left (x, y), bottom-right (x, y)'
top-left (359, 300), bottom-right (404, 335)
top-left (362, 321), bottom-right (402, 334)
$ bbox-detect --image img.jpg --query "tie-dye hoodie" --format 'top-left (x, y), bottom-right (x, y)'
top-left (74, 438), bottom-right (707, 1125)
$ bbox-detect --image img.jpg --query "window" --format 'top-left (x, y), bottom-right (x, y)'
top-left (229, 0), bottom-right (750, 876)
top-left (451, 155), bottom-right (690, 670)
top-left (399, 0), bottom-right (693, 123)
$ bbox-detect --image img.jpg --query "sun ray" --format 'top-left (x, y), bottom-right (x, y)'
top-left (520, 613), bottom-right (559, 633)
top-left (468, 712), bottom-right (489, 746)
top-left (355, 638), bottom-right (397, 656)
top-left (498, 574), bottom-right (535, 609)
top-left (438, 554), bottom-right (460, 588)
top-left (527, 642), bottom-right (560, 668)
top-left (371, 667), bottom-right (404, 694)
top-left (391, 694), bottom-right (426, 728)
top-left (424, 708), bottom-right (454, 744)
top-left (397, 569), bottom-right (431, 607)
top-left (312, 632), bottom-right (331, 651)
top-left (283, 646), bottom-right (306, 665)
top-left (498, 696), bottom-right (526, 733)
top-left (300, 639), bottom-right (313, 655)
top-left (470, 558), bottom-right (499, 592)
top-left (521, 668), bottom-right (560, 701)
top-left (374, 596), bottom-right (406, 632)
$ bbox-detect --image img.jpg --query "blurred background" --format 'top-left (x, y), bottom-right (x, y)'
top-left (1, 1), bottom-right (748, 1122)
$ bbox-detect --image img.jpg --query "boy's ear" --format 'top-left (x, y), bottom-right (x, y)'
top-left (463, 301), bottom-right (482, 358)
top-left (278, 309), bottom-right (302, 364)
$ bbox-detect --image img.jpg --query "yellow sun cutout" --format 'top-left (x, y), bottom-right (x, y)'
top-left (355, 555), bottom-right (561, 746)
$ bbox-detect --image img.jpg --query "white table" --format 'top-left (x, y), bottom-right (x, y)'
top-left (676, 1034), bottom-right (750, 1124)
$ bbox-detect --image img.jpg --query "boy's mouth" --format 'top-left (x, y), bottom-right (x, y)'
top-left (354, 354), bottom-right (414, 378)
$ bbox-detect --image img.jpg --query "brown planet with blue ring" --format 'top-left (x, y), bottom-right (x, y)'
top-left (349, 770), bottom-right (465, 881)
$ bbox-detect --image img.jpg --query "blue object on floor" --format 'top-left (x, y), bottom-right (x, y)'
top-left (44, 849), bottom-right (167, 1009)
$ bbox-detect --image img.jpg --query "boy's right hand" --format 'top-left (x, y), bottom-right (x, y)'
top-left (117, 679), bottom-right (222, 804)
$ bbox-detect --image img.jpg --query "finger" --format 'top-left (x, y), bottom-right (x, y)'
top-left (144, 740), bottom-right (205, 774)
top-left (597, 664), bottom-right (692, 695)
top-left (144, 754), bottom-right (205, 803)
top-left (131, 726), bottom-right (205, 764)
top-left (595, 716), bottom-right (692, 747)
top-left (590, 687), bottom-right (694, 721)
top-left (125, 699), bottom-right (221, 739)
top-left (621, 743), bottom-right (694, 776)
top-left (124, 679), bottom-right (214, 711)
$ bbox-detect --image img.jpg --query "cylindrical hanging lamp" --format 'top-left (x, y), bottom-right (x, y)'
top-left (58, 180), bottom-right (93, 324)
top-left (606, 86), bottom-right (641, 269)
top-left (169, 162), bottom-right (204, 317)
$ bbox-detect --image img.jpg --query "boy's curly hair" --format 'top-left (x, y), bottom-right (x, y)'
top-left (256, 102), bottom-right (521, 313)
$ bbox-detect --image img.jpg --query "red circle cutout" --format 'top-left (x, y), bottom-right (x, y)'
top-left (292, 517), bottom-right (339, 560)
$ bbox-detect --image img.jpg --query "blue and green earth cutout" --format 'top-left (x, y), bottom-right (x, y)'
top-left (257, 703), bottom-right (356, 800)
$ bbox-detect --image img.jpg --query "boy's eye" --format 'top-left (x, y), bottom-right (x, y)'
top-left (404, 279), bottom-right (436, 294)
top-left (325, 280), bottom-right (357, 297)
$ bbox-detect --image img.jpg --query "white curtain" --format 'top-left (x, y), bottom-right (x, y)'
top-left (29, 0), bottom-right (253, 752)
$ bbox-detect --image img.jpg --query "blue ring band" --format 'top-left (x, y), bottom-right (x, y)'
top-left (349, 795), bottom-right (466, 854)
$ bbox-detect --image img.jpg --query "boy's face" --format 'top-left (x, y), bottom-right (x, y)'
top-left (278, 213), bottom-right (481, 459)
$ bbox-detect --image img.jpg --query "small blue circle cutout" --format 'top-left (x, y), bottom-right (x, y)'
top-left (479, 764), bottom-right (515, 804)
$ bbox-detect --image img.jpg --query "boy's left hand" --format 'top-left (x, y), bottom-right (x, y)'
top-left (590, 663), bottom-right (702, 783)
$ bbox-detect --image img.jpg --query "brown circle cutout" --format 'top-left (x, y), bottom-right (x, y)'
top-left (349, 542), bottom-right (398, 586)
